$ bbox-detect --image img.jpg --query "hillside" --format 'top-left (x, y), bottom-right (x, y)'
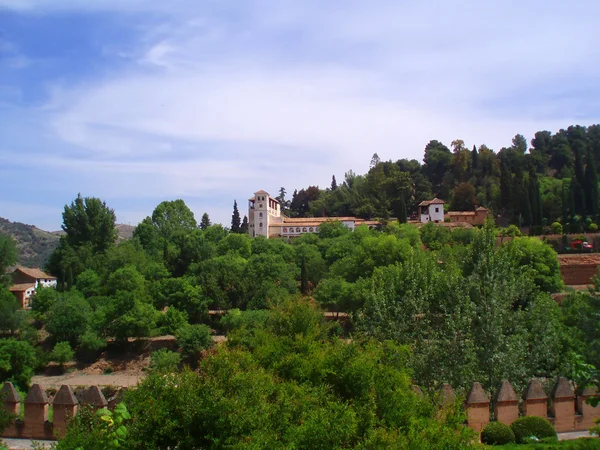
top-left (0, 218), bottom-right (135, 268)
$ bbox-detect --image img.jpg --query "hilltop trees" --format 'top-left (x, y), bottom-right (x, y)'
top-left (230, 200), bottom-right (241, 233)
top-left (0, 235), bottom-right (17, 286)
top-left (199, 213), bottom-right (211, 230)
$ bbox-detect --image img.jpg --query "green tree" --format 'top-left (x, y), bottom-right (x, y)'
top-left (50, 341), bottom-right (75, 370)
top-left (61, 194), bottom-right (117, 253)
top-left (450, 182), bottom-right (477, 211)
top-left (240, 215), bottom-right (249, 234)
top-left (30, 284), bottom-right (59, 317)
top-left (0, 288), bottom-right (25, 335)
top-left (46, 293), bottom-right (91, 346)
top-left (199, 212), bottom-right (211, 231)
top-left (231, 200), bottom-right (241, 233)
top-left (175, 324), bottom-right (212, 364)
top-left (0, 338), bottom-right (38, 389)
top-left (0, 235), bottom-right (17, 286)
top-left (149, 349), bottom-right (181, 373)
top-left (331, 175), bottom-right (338, 191)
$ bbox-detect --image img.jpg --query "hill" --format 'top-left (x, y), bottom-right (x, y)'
top-left (0, 218), bottom-right (136, 268)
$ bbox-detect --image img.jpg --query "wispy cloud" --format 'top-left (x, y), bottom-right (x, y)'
top-left (1, 0), bottom-right (599, 229)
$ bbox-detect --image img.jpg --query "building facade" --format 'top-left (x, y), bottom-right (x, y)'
top-left (248, 190), bottom-right (379, 238)
top-left (9, 267), bottom-right (57, 309)
top-left (418, 198), bottom-right (445, 223)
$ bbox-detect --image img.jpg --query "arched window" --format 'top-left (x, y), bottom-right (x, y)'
top-left (259, 212), bottom-right (263, 217)
top-left (296, 227), bottom-right (300, 232)
top-left (259, 222), bottom-right (263, 227)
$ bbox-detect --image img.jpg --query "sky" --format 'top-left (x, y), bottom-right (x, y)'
top-left (1, 1), bottom-right (599, 231)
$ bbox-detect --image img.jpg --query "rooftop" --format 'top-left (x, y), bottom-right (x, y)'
top-left (418, 197), bottom-right (445, 206)
top-left (9, 283), bottom-right (36, 292)
top-left (13, 267), bottom-right (56, 280)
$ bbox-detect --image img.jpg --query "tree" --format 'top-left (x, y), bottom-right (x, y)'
top-left (175, 324), bottom-right (212, 364)
top-left (50, 342), bottom-right (75, 370)
top-left (46, 293), bottom-right (91, 346)
top-left (370, 153), bottom-right (381, 169)
top-left (472, 144), bottom-right (478, 170)
top-left (61, 194), bottom-right (117, 253)
top-left (231, 200), bottom-right (241, 233)
top-left (240, 215), bottom-right (249, 234)
top-left (450, 182), bottom-right (477, 211)
top-left (0, 338), bottom-right (38, 389)
top-left (0, 235), bottom-right (17, 286)
top-left (199, 213), bottom-right (211, 231)
top-left (331, 175), bottom-right (338, 191)
top-left (0, 287), bottom-right (25, 335)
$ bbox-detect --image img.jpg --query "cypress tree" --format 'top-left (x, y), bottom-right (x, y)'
top-left (398, 191), bottom-right (407, 223)
top-left (562, 182), bottom-right (569, 225)
top-left (500, 161), bottom-right (512, 210)
top-left (331, 175), bottom-right (338, 191)
top-left (231, 200), bottom-right (241, 233)
top-left (472, 145), bottom-right (478, 170)
top-left (241, 215), bottom-right (249, 234)
top-left (585, 150), bottom-right (599, 220)
top-left (300, 255), bottom-right (309, 295)
top-left (200, 213), bottom-right (211, 230)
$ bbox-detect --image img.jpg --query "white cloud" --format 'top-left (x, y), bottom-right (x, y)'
top-left (2, 0), bottom-right (600, 229)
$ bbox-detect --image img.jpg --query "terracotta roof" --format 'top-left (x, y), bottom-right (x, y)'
top-left (85, 386), bottom-right (108, 407)
top-left (523, 380), bottom-right (547, 400)
top-left (283, 217), bottom-right (359, 223)
top-left (466, 382), bottom-right (489, 404)
top-left (419, 198), bottom-right (445, 206)
top-left (476, 206), bottom-right (488, 211)
top-left (25, 384), bottom-right (49, 404)
top-left (254, 190), bottom-right (269, 195)
top-left (1, 382), bottom-right (21, 402)
top-left (9, 283), bottom-right (36, 292)
top-left (496, 380), bottom-right (517, 402)
top-left (447, 211), bottom-right (476, 216)
top-left (552, 377), bottom-right (573, 399)
top-left (13, 267), bottom-right (56, 280)
top-left (53, 385), bottom-right (79, 406)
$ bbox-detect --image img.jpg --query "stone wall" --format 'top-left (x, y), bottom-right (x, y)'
top-left (462, 377), bottom-right (600, 434)
top-left (559, 263), bottom-right (598, 285)
top-left (3, 378), bottom-right (599, 442)
top-left (1, 382), bottom-right (108, 441)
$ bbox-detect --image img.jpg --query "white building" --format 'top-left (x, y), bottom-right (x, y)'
top-left (248, 190), bottom-right (379, 238)
top-left (418, 198), bottom-right (445, 223)
top-left (9, 267), bottom-right (57, 309)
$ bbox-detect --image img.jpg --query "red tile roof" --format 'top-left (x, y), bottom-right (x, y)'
top-left (418, 198), bottom-right (445, 206)
top-left (13, 267), bottom-right (56, 280)
top-left (9, 283), bottom-right (36, 292)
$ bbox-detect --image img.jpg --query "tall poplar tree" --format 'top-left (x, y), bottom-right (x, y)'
top-left (241, 216), bottom-right (249, 234)
top-left (231, 200), bottom-right (241, 233)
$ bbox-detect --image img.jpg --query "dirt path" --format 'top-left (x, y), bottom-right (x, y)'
top-left (31, 372), bottom-right (143, 388)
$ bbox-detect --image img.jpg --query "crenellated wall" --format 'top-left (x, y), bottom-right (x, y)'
top-left (463, 378), bottom-right (600, 434)
top-left (1, 382), bottom-right (108, 440)
top-left (2, 378), bottom-right (599, 441)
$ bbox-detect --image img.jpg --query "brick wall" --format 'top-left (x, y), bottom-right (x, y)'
top-left (559, 264), bottom-right (598, 285)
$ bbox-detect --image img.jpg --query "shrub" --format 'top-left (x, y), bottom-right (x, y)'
top-left (551, 222), bottom-right (563, 235)
top-left (50, 342), bottom-right (75, 368)
top-left (175, 324), bottom-right (212, 363)
top-left (149, 349), bottom-right (180, 373)
top-left (510, 415), bottom-right (557, 443)
top-left (589, 223), bottom-right (599, 233)
top-left (481, 421), bottom-right (515, 445)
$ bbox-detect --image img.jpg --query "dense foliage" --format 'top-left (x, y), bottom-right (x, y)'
top-left (481, 421), bottom-right (516, 446)
top-left (285, 125), bottom-right (600, 232)
top-left (58, 300), bottom-right (476, 449)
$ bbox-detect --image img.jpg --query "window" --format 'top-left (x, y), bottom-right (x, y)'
top-left (259, 222), bottom-right (263, 227)
top-left (259, 212), bottom-right (263, 217)
top-left (435, 207), bottom-right (439, 213)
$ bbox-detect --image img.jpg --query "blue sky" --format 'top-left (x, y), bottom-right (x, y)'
top-left (1, 0), bottom-right (599, 230)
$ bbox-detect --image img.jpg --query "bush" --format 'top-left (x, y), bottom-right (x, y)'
top-left (589, 223), bottom-right (599, 233)
top-left (510, 415), bottom-right (557, 443)
top-left (50, 342), bottom-right (75, 368)
top-left (175, 324), bottom-right (212, 363)
top-left (149, 349), bottom-right (180, 373)
top-left (481, 421), bottom-right (515, 445)
top-left (551, 222), bottom-right (563, 235)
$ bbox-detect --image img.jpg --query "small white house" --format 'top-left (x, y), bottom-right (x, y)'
top-left (418, 198), bottom-right (445, 223)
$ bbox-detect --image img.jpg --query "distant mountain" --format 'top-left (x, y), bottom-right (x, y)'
top-left (0, 218), bottom-right (136, 269)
